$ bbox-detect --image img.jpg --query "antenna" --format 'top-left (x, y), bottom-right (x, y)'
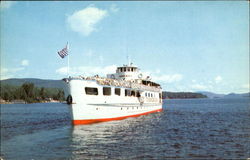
top-left (126, 55), bottom-right (129, 65)
top-left (127, 55), bottom-right (133, 66)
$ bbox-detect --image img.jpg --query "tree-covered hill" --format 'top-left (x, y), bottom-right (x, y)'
top-left (1, 78), bottom-right (65, 89)
top-left (0, 83), bottom-right (64, 103)
top-left (0, 78), bottom-right (66, 103)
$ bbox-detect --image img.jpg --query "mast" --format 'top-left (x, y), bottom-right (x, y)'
top-left (127, 55), bottom-right (131, 66)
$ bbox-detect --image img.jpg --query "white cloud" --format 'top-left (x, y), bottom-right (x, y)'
top-left (155, 69), bottom-right (161, 74)
top-left (21, 60), bottom-right (29, 66)
top-left (67, 5), bottom-right (108, 36)
top-left (56, 65), bottom-right (117, 76)
top-left (110, 4), bottom-right (119, 13)
top-left (208, 80), bottom-right (213, 84)
top-left (56, 66), bottom-right (182, 84)
top-left (0, 67), bottom-right (24, 80)
top-left (214, 76), bottom-right (222, 84)
top-left (241, 83), bottom-right (250, 90)
top-left (153, 74), bottom-right (183, 83)
top-left (141, 69), bottom-right (183, 83)
top-left (56, 67), bottom-right (68, 75)
top-left (0, 1), bottom-right (16, 9)
top-left (190, 84), bottom-right (207, 90)
top-left (1, 67), bottom-right (24, 74)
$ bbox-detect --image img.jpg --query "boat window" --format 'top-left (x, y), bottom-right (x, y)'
top-left (115, 88), bottom-right (121, 96)
top-left (151, 93), bottom-right (153, 97)
top-left (128, 68), bottom-right (131, 72)
top-left (85, 87), bottom-right (98, 95)
top-left (131, 90), bottom-right (135, 96)
top-left (159, 93), bottom-right (162, 99)
top-left (125, 89), bottom-right (131, 96)
top-left (131, 68), bottom-right (134, 72)
top-left (136, 91), bottom-right (140, 97)
top-left (103, 87), bottom-right (111, 96)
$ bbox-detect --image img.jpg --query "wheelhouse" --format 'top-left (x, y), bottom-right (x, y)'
top-left (116, 66), bottom-right (138, 73)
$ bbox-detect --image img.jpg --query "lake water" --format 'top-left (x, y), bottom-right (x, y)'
top-left (1, 98), bottom-right (249, 159)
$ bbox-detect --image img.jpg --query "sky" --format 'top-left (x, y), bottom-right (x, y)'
top-left (0, 1), bottom-right (249, 94)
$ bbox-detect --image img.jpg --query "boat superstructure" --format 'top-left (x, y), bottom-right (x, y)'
top-left (63, 63), bottom-right (163, 125)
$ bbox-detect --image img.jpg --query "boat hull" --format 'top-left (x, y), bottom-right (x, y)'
top-left (70, 103), bottom-right (162, 125)
top-left (64, 79), bottom-right (163, 125)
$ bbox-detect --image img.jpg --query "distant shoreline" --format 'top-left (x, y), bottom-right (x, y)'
top-left (0, 100), bottom-right (64, 104)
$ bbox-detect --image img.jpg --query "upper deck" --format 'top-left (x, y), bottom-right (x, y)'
top-left (64, 63), bottom-right (162, 92)
top-left (65, 76), bottom-right (161, 92)
top-left (107, 63), bottom-right (151, 81)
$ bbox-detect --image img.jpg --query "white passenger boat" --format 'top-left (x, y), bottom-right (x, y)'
top-left (63, 63), bottom-right (163, 125)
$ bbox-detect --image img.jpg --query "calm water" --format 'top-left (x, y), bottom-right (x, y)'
top-left (1, 98), bottom-right (249, 159)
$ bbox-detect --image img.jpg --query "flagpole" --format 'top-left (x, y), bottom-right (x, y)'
top-left (67, 42), bottom-right (70, 78)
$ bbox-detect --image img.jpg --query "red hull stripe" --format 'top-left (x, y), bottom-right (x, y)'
top-left (72, 108), bottom-right (163, 125)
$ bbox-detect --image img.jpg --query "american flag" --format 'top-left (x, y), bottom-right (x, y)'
top-left (58, 44), bottom-right (68, 58)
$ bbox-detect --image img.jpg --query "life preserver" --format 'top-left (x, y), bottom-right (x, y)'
top-left (66, 95), bottom-right (73, 104)
top-left (138, 73), bottom-right (143, 79)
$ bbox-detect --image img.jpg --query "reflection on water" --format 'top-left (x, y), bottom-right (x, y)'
top-left (70, 113), bottom-right (164, 159)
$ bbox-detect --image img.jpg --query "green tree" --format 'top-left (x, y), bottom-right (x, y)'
top-left (21, 83), bottom-right (35, 103)
top-left (57, 90), bottom-right (64, 101)
top-left (22, 83), bottom-right (35, 98)
top-left (3, 92), bottom-right (10, 101)
top-left (40, 87), bottom-right (46, 100)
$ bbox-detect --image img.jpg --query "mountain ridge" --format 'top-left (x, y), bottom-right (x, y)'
top-left (197, 91), bottom-right (249, 99)
top-left (1, 78), bottom-right (65, 89)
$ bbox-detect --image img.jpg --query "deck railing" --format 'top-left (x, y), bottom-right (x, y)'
top-left (69, 76), bottom-right (161, 92)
